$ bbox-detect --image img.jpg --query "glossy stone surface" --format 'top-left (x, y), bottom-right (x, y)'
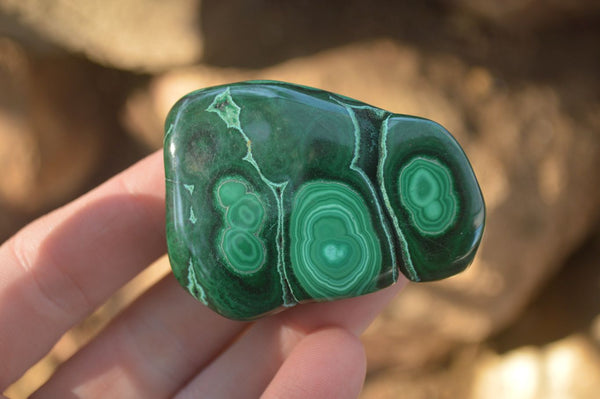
top-left (164, 81), bottom-right (485, 320)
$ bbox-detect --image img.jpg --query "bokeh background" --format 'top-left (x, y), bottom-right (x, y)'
top-left (2, 1), bottom-right (600, 397)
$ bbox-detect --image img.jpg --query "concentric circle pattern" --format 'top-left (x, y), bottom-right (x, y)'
top-left (216, 178), bottom-right (266, 275)
top-left (290, 181), bottom-right (382, 299)
top-left (398, 156), bottom-right (458, 236)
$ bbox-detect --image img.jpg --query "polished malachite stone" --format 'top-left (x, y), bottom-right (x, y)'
top-left (164, 81), bottom-right (485, 320)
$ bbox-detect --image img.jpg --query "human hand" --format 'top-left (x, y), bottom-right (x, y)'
top-left (0, 151), bottom-right (404, 398)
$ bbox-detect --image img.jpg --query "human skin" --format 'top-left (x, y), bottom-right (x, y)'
top-left (0, 150), bottom-right (404, 398)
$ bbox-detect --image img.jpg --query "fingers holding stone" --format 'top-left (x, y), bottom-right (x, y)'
top-left (262, 328), bottom-right (367, 399)
top-left (32, 275), bottom-right (246, 399)
top-left (31, 274), bottom-right (400, 398)
top-left (174, 317), bottom-right (302, 399)
top-left (0, 151), bottom-right (166, 389)
top-left (280, 278), bottom-right (405, 336)
top-left (174, 283), bottom-right (402, 398)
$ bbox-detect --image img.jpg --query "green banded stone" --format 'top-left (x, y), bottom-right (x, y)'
top-left (399, 156), bottom-right (457, 236)
top-left (216, 178), bottom-right (266, 275)
top-left (289, 181), bottom-right (381, 300)
top-left (164, 80), bottom-right (485, 320)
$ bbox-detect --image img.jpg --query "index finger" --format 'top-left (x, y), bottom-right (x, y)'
top-left (0, 151), bottom-right (166, 389)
